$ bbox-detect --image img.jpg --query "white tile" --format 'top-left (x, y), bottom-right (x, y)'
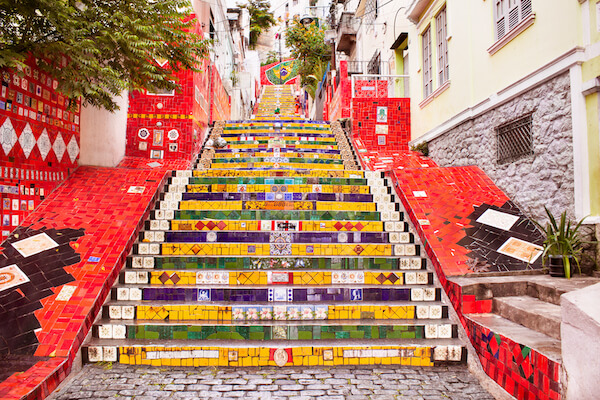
top-left (433, 346), bottom-right (448, 361)
top-left (129, 288), bottom-right (142, 301)
top-left (439, 324), bottom-right (452, 339)
top-left (411, 288), bottom-right (424, 301)
top-left (103, 347), bottom-right (118, 362)
top-left (137, 243), bottom-right (149, 255)
top-left (405, 245), bottom-right (416, 256)
top-left (143, 257), bottom-right (155, 269)
top-left (394, 244), bottom-right (405, 256)
top-left (430, 305), bottom-right (442, 319)
top-left (11, 233), bottom-right (58, 258)
top-left (87, 346), bottom-right (103, 362)
top-left (137, 271), bottom-right (148, 284)
top-left (55, 285), bottom-right (76, 301)
top-left (122, 306), bottom-right (135, 320)
top-left (149, 244), bottom-right (160, 255)
top-left (124, 271), bottom-right (137, 284)
top-left (113, 325), bottom-right (126, 339)
top-left (404, 272), bottom-right (416, 285)
top-left (117, 288), bottom-right (129, 301)
top-left (476, 209), bottom-right (519, 231)
top-left (416, 272), bottom-right (429, 285)
top-left (425, 325), bottom-right (438, 339)
top-left (424, 288), bottom-right (436, 301)
top-left (98, 325), bottom-right (113, 339)
top-left (132, 257), bottom-right (143, 269)
top-left (448, 346), bottom-right (462, 361)
top-left (109, 306), bottom-right (122, 319)
top-left (416, 306), bottom-right (429, 319)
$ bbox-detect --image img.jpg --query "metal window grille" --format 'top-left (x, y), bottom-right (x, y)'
top-left (496, 113), bottom-right (533, 164)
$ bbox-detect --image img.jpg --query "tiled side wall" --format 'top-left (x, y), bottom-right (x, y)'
top-left (385, 167), bottom-right (562, 400)
top-left (352, 98), bottom-right (410, 152)
top-left (0, 58), bottom-right (81, 240)
top-left (210, 68), bottom-right (231, 124)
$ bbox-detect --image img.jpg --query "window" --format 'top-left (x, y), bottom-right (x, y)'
top-left (496, 113), bottom-right (533, 164)
top-left (422, 26), bottom-right (432, 98)
top-left (494, 0), bottom-right (532, 40)
top-left (436, 7), bottom-right (449, 85)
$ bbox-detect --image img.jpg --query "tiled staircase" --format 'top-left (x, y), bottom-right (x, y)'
top-left (82, 86), bottom-right (465, 368)
top-left (254, 86), bottom-right (302, 120)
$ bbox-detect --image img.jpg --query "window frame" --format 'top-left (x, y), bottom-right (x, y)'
top-left (422, 25), bottom-right (433, 98)
top-left (436, 6), bottom-right (449, 86)
top-left (494, 0), bottom-right (532, 41)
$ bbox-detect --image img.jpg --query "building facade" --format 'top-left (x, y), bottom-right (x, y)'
top-left (406, 0), bottom-right (600, 224)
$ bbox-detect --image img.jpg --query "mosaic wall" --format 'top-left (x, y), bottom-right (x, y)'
top-left (351, 141), bottom-right (560, 400)
top-left (125, 17), bottom-right (230, 161)
top-left (259, 59), bottom-right (300, 86)
top-left (351, 98), bottom-right (411, 152)
top-left (327, 61), bottom-right (351, 121)
top-left (0, 57), bottom-right (81, 241)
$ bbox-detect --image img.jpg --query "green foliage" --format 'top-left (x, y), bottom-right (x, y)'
top-left (262, 50), bottom-right (279, 66)
top-left (238, 0), bottom-right (276, 49)
top-left (533, 207), bottom-right (586, 279)
top-left (0, 0), bottom-right (209, 111)
top-left (410, 142), bottom-right (429, 156)
top-left (284, 20), bottom-right (331, 88)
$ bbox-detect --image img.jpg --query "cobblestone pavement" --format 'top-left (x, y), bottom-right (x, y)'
top-left (49, 363), bottom-right (497, 400)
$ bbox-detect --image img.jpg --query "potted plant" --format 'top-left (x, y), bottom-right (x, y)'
top-left (533, 207), bottom-right (585, 279)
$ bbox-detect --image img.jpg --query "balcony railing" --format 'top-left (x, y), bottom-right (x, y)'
top-left (346, 60), bottom-right (391, 75)
top-left (351, 74), bottom-right (410, 98)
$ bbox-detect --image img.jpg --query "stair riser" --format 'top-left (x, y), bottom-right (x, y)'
top-left (110, 287), bottom-right (441, 303)
top-left (102, 304), bottom-right (449, 322)
top-left (83, 344), bottom-right (465, 366)
top-left (119, 270), bottom-right (434, 286)
top-left (126, 256), bottom-right (427, 271)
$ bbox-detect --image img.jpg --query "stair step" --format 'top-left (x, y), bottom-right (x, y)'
top-left (91, 320), bottom-right (459, 341)
top-left (127, 256), bottom-right (427, 271)
top-left (110, 286), bottom-right (441, 303)
top-left (119, 269), bottom-right (433, 286)
top-left (82, 339), bottom-right (466, 366)
top-left (493, 295), bottom-right (561, 339)
top-left (101, 302), bottom-right (450, 321)
top-left (466, 313), bottom-right (561, 362)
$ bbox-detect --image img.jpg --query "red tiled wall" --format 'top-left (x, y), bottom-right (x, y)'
top-left (385, 166), bottom-right (562, 400)
top-left (351, 98), bottom-right (410, 151)
top-left (210, 67), bottom-right (231, 124)
top-left (328, 62), bottom-right (351, 121)
top-left (354, 80), bottom-right (388, 98)
top-left (0, 57), bottom-right (81, 240)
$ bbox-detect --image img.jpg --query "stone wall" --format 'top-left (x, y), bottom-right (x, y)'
top-left (428, 72), bottom-right (574, 223)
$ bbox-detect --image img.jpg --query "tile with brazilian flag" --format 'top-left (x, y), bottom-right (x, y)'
top-left (264, 59), bottom-right (300, 84)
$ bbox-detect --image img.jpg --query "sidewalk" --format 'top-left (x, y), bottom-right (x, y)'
top-left (49, 363), bottom-right (496, 400)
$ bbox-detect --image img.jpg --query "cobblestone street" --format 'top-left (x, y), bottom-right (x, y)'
top-left (49, 363), bottom-right (496, 400)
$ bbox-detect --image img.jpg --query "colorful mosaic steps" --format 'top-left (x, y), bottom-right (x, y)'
top-left (82, 114), bottom-right (466, 368)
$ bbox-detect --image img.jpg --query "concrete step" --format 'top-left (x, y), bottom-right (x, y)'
top-left (466, 313), bottom-right (561, 362)
top-left (493, 295), bottom-right (561, 339)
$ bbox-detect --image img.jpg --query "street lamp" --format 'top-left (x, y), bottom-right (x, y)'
top-left (299, 14), bottom-right (315, 27)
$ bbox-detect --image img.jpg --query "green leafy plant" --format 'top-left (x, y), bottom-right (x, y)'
top-left (0, 0), bottom-right (210, 111)
top-left (410, 142), bottom-right (429, 156)
top-left (284, 20), bottom-right (331, 87)
top-left (533, 207), bottom-right (585, 279)
top-left (238, 0), bottom-right (276, 49)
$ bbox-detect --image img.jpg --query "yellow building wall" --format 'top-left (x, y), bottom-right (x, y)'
top-left (410, 0), bottom-right (582, 139)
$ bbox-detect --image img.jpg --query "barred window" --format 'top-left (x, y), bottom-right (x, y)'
top-left (496, 113), bottom-right (533, 164)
